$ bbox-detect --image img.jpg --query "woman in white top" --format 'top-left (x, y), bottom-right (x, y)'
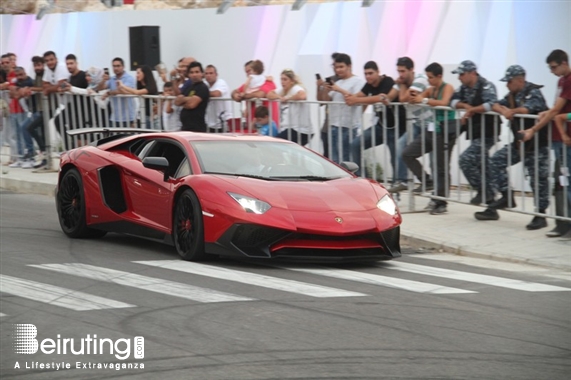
top-left (267, 69), bottom-right (313, 146)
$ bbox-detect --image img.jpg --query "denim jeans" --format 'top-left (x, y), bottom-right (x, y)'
top-left (23, 111), bottom-right (45, 152)
top-left (329, 125), bottom-right (357, 164)
top-left (552, 141), bottom-right (571, 221)
top-left (351, 122), bottom-right (420, 182)
top-left (9, 113), bottom-right (30, 159)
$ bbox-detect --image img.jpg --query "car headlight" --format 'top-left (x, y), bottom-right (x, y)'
top-left (228, 192), bottom-right (271, 214)
top-left (377, 194), bottom-right (397, 215)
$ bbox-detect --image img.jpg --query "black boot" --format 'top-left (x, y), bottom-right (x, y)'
top-left (526, 216), bottom-right (547, 230)
top-left (546, 223), bottom-right (571, 237)
top-left (474, 208), bottom-right (499, 221)
top-left (470, 192), bottom-right (495, 205)
top-left (488, 191), bottom-right (517, 209)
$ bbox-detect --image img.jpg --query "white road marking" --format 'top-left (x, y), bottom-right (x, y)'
top-left (0, 275), bottom-right (135, 311)
top-left (0, 313), bottom-right (7, 317)
top-left (409, 254), bottom-right (571, 282)
top-left (134, 260), bottom-right (367, 298)
top-left (29, 263), bottom-right (255, 303)
top-left (279, 267), bottom-right (475, 294)
top-left (385, 262), bottom-right (571, 292)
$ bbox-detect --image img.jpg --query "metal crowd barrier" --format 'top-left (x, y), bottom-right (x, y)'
top-left (1, 89), bottom-right (568, 223)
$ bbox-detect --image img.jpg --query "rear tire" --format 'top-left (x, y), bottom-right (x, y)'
top-left (173, 189), bottom-right (207, 261)
top-left (57, 168), bottom-right (106, 239)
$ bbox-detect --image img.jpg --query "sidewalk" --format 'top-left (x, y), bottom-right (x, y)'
top-left (1, 164), bottom-right (570, 271)
top-left (398, 196), bottom-right (571, 271)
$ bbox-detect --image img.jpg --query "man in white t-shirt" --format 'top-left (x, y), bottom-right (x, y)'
top-left (41, 51), bottom-right (68, 95)
top-left (317, 53), bottom-right (365, 163)
top-left (41, 51), bottom-right (68, 150)
top-left (204, 65), bottom-right (232, 133)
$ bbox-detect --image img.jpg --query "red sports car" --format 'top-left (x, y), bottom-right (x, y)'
top-left (56, 131), bottom-right (402, 262)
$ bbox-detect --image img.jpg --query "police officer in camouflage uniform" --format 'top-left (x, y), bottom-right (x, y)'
top-left (451, 60), bottom-right (500, 205)
top-left (474, 65), bottom-right (550, 230)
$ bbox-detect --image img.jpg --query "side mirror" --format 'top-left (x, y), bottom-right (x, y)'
top-left (143, 157), bottom-right (170, 181)
top-left (340, 161), bottom-right (359, 174)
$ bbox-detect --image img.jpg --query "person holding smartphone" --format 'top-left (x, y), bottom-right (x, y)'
top-left (316, 53), bottom-right (365, 164)
top-left (100, 57), bottom-right (137, 128)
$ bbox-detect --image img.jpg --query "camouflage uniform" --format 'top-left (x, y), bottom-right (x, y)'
top-left (490, 146), bottom-right (550, 210)
top-left (490, 69), bottom-right (550, 211)
top-left (451, 61), bottom-right (499, 198)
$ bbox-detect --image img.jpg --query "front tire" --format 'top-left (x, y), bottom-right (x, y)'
top-left (173, 189), bottom-right (207, 261)
top-left (57, 168), bottom-right (106, 239)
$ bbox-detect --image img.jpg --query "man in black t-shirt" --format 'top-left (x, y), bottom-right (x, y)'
top-left (346, 61), bottom-right (395, 177)
top-left (176, 61), bottom-right (210, 132)
top-left (55, 54), bottom-right (88, 150)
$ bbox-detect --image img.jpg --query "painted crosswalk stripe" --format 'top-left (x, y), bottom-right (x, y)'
top-left (135, 260), bottom-right (367, 298)
top-left (29, 264), bottom-right (255, 303)
top-left (385, 262), bottom-right (571, 292)
top-left (277, 267), bottom-right (475, 294)
top-left (0, 275), bottom-right (135, 311)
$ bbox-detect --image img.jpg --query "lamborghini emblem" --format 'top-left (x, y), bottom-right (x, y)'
top-left (335, 217), bottom-right (343, 224)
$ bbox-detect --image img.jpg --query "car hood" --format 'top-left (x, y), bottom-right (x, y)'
top-left (216, 176), bottom-right (382, 212)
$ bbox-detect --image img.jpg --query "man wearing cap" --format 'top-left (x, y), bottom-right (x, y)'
top-left (450, 60), bottom-right (500, 205)
top-left (474, 65), bottom-right (549, 230)
top-left (521, 49), bottom-right (571, 238)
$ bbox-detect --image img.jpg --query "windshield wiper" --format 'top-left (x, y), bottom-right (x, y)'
top-left (269, 175), bottom-right (341, 181)
top-left (203, 171), bottom-right (275, 180)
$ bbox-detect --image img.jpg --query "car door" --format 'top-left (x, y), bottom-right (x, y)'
top-left (121, 139), bottom-right (181, 231)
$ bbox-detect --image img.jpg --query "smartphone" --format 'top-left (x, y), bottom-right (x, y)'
top-left (315, 73), bottom-right (321, 80)
top-left (325, 77), bottom-right (334, 85)
top-left (104, 68), bottom-right (109, 75)
top-left (60, 81), bottom-right (67, 89)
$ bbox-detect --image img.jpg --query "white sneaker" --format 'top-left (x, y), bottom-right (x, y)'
top-left (33, 152), bottom-right (45, 166)
top-left (22, 159), bottom-right (34, 169)
top-left (33, 159), bottom-right (47, 169)
top-left (9, 160), bottom-right (23, 168)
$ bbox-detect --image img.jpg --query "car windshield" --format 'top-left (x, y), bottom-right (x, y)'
top-left (191, 140), bottom-right (352, 180)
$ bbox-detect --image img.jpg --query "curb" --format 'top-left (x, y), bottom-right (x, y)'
top-left (400, 234), bottom-right (571, 272)
top-left (0, 175), bottom-right (56, 197)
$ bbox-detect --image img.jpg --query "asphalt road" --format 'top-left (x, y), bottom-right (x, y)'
top-left (1, 190), bottom-right (570, 380)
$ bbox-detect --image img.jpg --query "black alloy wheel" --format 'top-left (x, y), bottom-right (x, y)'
top-left (57, 168), bottom-right (106, 238)
top-left (173, 189), bottom-right (207, 261)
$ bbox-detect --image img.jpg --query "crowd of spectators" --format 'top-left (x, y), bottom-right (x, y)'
top-left (0, 48), bottom-right (569, 237)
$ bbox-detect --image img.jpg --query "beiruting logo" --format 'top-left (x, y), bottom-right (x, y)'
top-left (13, 324), bottom-right (144, 360)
